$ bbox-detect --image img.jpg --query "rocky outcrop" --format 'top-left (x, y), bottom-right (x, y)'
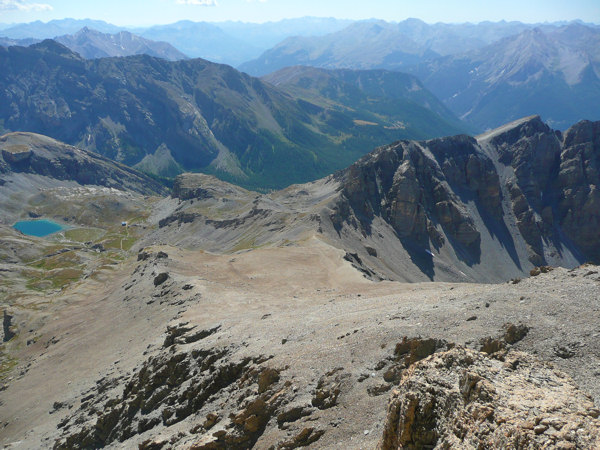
top-left (335, 136), bottom-right (486, 253)
top-left (54, 336), bottom-right (287, 449)
top-left (323, 116), bottom-right (600, 282)
top-left (171, 173), bottom-right (250, 201)
top-left (379, 347), bottom-right (600, 449)
top-left (484, 116), bottom-right (561, 265)
top-left (485, 116), bottom-right (600, 265)
top-left (2, 309), bottom-right (15, 342)
top-left (53, 323), bottom-right (322, 450)
top-left (311, 368), bottom-right (351, 410)
top-left (379, 337), bottom-right (450, 385)
top-left (556, 120), bottom-right (600, 259)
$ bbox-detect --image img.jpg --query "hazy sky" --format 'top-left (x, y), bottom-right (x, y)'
top-left (0, 0), bottom-right (598, 26)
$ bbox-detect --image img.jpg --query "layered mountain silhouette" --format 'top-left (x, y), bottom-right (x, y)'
top-left (0, 18), bottom-right (122, 39)
top-left (238, 18), bottom-right (543, 76)
top-left (0, 17), bottom-right (354, 67)
top-left (241, 21), bottom-right (600, 132)
top-left (412, 24), bottom-right (600, 130)
top-left (0, 40), bottom-right (464, 190)
top-left (140, 17), bottom-right (352, 66)
top-left (239, 20), bottom-right (440, 76)
top-left (1, 27), bottom-right (188, 61)
top-left (139, 21), bottom-right (258, 66)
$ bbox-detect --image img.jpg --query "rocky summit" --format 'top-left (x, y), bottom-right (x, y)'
top-left (1, 116), bottom-right (600, 449)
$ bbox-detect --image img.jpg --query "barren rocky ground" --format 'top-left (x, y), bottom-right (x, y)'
top-left (2, 236), bottom-right (600, 448)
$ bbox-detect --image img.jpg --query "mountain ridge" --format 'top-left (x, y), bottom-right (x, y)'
top-left (149, 115), bottom-right (600, 282)
top-left (0, 40), bottom-right (464, 190)
top-left (410, 23), bottom-right (600, 130)
top-left (241, 21), bottom-right (600, 131)
top-left (55, 27), bottom-right (187, 61)
top-left (262, 65), bottom-right (470, 136)
top-left (237, 18), bottom-right (588, 76)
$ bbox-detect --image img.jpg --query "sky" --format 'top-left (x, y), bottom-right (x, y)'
top-left (0, 0), bottom-right (599, 26)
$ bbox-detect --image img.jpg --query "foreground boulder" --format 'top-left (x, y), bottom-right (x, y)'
top-left (379, 347), bottom-right (600, 449)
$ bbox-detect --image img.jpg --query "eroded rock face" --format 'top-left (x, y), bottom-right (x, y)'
top-left (52, 323), bottom-right (325, 450)
top-left (485, 116), bottom-right (561, 265)
top-left (326, 116), bottom-right (600, 280)
top-left (53, 343), bottom-right (283, 449)
top-left (379, 347), bottom-right (600, 449)
top-left (556, 120), bottom-right (600, 259)
top-left (336, 136), bottom-right (484, 253)
top-left (484, 116), bottom-right (600, 265)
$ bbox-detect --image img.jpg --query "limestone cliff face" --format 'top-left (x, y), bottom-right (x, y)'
top-left (484, 116), bottom-right (600, 265)
top-left (326, 116), bottom-right (600, 281)
top-left (336, 134), bottom-right (493, 254)
top-left (557, 120), bottom-right (600, 259)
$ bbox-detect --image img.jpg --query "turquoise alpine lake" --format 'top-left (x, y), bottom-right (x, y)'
top-left (13, 219), bottom-right (66, 237)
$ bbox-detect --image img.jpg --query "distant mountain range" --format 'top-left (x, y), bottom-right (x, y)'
top-left (0, 40), bottom-right (464, 190)
top-left (139, 21), bottom-right (257, 65)
top-left (55, 27), bottom-right (187, 61)
top-left (0, 17), bottom-right (353, 66)
top-left (217, 17), bottom-right (354, 49)
top-left (3, 17), bottom-right (597, 69)
top-left (241, 21), bottom-right (600, 131)
top-left (0, 26), bottom-right (188, 61)
top-left (0, 18), bottom-right (122, 39)
top-left (140, 17), bottom-right (352, 65)
top-left (239, 21), bottom-right (440, 76)
top-left (411, 23), bottom-right (600, 130)
top-left (238, 18), bottom-right (569, 76)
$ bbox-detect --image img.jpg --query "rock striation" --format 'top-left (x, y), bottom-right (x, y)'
top-left (379, 347), bottom-right (600, 449)
top-left (323, 116), bottom-right (600, 280)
